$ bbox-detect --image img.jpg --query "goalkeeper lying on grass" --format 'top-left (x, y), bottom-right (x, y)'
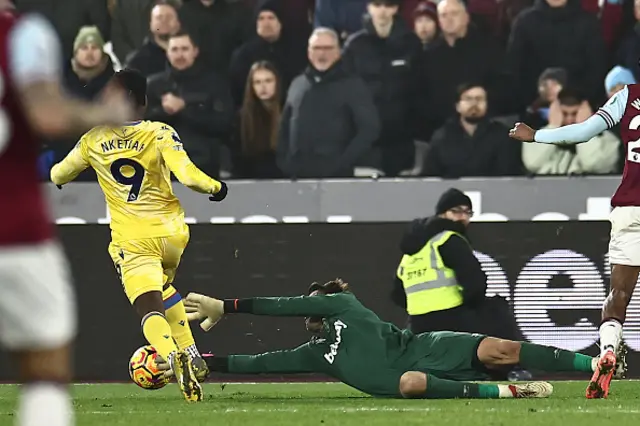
top-left (171, 279), bottom-right (626, 399)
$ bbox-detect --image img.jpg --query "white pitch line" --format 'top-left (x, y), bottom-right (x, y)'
top-left (44, 407), bottom-right (640, 416)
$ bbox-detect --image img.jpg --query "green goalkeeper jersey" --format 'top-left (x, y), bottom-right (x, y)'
top-left (226, 293), bottom-right (488, 397)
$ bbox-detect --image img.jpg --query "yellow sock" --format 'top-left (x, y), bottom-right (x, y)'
top-left (163, 285), bottom-right (198, 356)
top-left (141, 312), bottom-right (178, 362)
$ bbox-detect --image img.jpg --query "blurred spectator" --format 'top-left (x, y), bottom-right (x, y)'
top-left (125, 0), bottom-right (181, 77)
top-left (314, 0), bottom-right (368, 41)
top-left (522, 67), bottom-right (568, 130)
top-left (110, 0), bottom-right (179, 64)
top-left (342, 0), bottom-right (422, 176)
top-left (146, 32), bottom-right (235, 177)
top-left (45, 26), bottom-right (114, 181)
top-left (616, 0), bottom-right (640, 82)
top-left (229, 0), bottom-right (307, 107)
top-left (605, 66), bottom-right (636, 99)
top-left (412, 1), bottom-right (438, 48)
top-left (15, 0), bottom-right (110, 60)
top-left (277, 28), bottom-right (380, 178)
top-left (522, 88), bottom-right (620, 175)
top-left (231, 61), bottom-right (283, 178)
top-left (506, 0), bottom-right (606, 110)
top-left (243, 0), bottom-right (316, 47)
top-left (423, 83), bottom-right (523, 178)
top-left (179, 0), bottom-right (252, 73)
top-left (418, 0), bottom-right (509, 142)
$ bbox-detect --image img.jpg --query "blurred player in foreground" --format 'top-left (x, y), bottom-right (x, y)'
top-left (177, 279), bottom-right (621, 400)
top-left (510, 82), bottom-right (639, 399)
top-left (50, 68), bottom-right (228, 402)
top-left (0, 1), bottom-right (134, 425)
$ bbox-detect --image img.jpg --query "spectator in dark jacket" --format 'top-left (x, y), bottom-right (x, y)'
top-left (314, 0), bottom-right (368, 41)
top-left (179, 0), bottom-right (253, 73)
top-left (16, 0), bottom-right (110, 60)
top-left (146, 32), bottom-right (235, 177)
top-left (109, 0), bottom-right (158, 64)
top-left (45, 26), bottom-right (114, 180)
top-left (506, 0), bottom-right (606, 110)
top-left (412, 1), bottom-right (438, 49)
top-left (616, 0), bottom-right (640, 82)
top-left (229, 0), bottom-right (307, 107)
top-left (424, 83), bottom-right (523, 178)
top-left (231, 61), bottom-right (283, 178)
top-left (342, 0), bottom-right (422, 176)
top-left (417, 0), bottom-right (510, 142)
top-left (277, 28), bottom-right (380, 178)
top-left (125, 0), bottom-right (181, 77)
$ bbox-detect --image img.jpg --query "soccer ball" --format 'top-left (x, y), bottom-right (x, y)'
top-left (128, 345), bottom-right (169, 390)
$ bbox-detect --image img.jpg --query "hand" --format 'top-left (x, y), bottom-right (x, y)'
top-left (184, 292), bottom-right (224, 331)
top-left (162, 94), bottom-right (185, 115)
top-left (209, 182), bottom-right (228, 202)
top-left (509, 122), bottom-right (536, 142)
top-left (154, 355), bottom-right (174, 380)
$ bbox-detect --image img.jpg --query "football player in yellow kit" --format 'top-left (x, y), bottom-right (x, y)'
top-left (50, 69), bottom-right (226, 402)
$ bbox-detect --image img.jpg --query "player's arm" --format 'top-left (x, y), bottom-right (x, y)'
top-left (157, 127), bottom-right (224, 195)
top-left (510, 86), bottom-right (627, 145)
top-left (9, 15), bottom-right (131, 137)
top-left (184, 293), bottom-right (353, 331)
top-left (50, 137), bottom-right (90, 186)
top-left (207, 344), bottom-right (328, 375)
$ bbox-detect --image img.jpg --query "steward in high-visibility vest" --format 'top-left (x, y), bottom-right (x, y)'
top-left (391, 188), bottom-right (487, 334)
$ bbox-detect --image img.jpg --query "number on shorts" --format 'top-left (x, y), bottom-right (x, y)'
top-left (0, 73), bottom-right (11, 157)
top-left (110, 158), bottom-right (145, 201)
top-left (627, 116), bottom-right (640, 164)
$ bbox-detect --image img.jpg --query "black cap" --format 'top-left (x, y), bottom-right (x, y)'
top-left (112, 68), bottom-right (147, 107)
top-left (369, 0), bottom-right (401, 5)
top-left (435, 188), bottom-right (472, 214)
top-left (255, 0), bottom-right (282, 20)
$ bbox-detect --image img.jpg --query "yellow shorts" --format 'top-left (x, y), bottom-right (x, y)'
top-left (108, 231), bottom-right (190, 304)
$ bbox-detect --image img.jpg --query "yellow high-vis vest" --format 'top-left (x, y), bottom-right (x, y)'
top-left (396, 230), bottom-right (464, 315)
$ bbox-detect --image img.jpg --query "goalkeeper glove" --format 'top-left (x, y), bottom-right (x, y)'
top-left (184, 292), bottom-right (224, 331)
top-left (209, 182), bottom-right (228, 202)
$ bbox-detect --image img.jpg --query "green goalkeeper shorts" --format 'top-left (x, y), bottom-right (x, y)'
top-left (407, 331), bottom-right (491, 382)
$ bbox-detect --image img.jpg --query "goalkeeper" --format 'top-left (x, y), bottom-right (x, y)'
top-left (180, 279), bottom-right (621, 399)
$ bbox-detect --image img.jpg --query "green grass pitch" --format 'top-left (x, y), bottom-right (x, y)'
top-left (1, 381), bottom-right (640, 426)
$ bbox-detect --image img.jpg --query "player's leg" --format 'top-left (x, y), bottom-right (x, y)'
top-left (398, 372), bottom-right (553, 399)
top-left (160, 232), bottom-right (208, 381)
top-left (0, 243), bottom-right (77, 426)
top-left (109, 240), bottom-right (201, 402)
top-left (591, 208), bottom-right (640, 398)
top-left (476, 337), bottom-right (596, 373)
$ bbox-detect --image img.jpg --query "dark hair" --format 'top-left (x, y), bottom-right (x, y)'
top-left (151, 0), bottom-right (180, 14)
top-left (169, 30), bottom-right (197, 47)
top-left (111, 68), bottom-right (147, 108)
top-left (240, 61), bottom-right (282, 154)
top-left (456, 82), bottom-right (486, 102)
top-left (308, 278), bottom-right (351, 295)
top-left (557, 87), bottom-right (586, 106)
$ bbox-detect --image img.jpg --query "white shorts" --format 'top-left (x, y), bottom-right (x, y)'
top-left (609, 206), bottom-right (640, 266)
top-left (0, 241), bottom-right (77, 350)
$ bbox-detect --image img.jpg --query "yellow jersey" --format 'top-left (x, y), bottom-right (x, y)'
top-left (51, 120), bottom-right (222, 242)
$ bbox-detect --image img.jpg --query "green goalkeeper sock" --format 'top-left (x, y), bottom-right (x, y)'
top-left (422, 375), bottom-right (499, 399)
top-left (519, 342), bottom-right (593, 372)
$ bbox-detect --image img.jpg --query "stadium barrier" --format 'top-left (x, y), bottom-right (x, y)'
top-left (1, 221), bottom-right (637, 381)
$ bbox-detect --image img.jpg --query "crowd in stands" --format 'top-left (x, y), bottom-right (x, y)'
top-left (17, 0), bottom-right (640, 180)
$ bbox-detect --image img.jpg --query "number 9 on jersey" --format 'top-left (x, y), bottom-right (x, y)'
top-left (110, 158), bottom-right (145, 202)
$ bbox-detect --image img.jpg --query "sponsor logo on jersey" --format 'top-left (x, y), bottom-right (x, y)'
top-left (324, 320), bottom-right (347, 364)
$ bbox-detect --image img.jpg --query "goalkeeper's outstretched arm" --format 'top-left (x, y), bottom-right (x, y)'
top-left (206, 344), bottom-right (327, 375)
top-left (184, 293), bottom-right (354, 331)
